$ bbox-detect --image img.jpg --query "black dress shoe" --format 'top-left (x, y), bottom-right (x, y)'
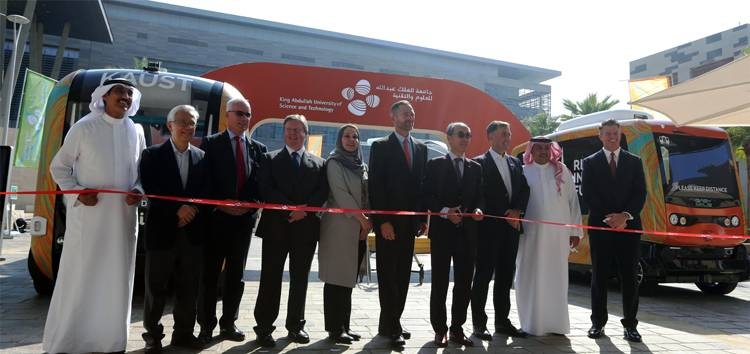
top-left (401, 329), bottom-right (411, 339)
top-left (391, 334), bottom-right (406, 347)
top-left (345, 328), bottom-right (362, 341)
top-left (624, 327), bottom-right (642, 342)
top-left (220, 325), bottom-right (246, 342)
top-left (587, 326), bottom-right (605, 339)
top-left (288, 329), bottom-right (310, 344)
top-left (256, 333), bottom-right (276, 347)
top-left (142, 332), bottom-right (164, 354)
top-left (472, 327), bottom-right (493, 341)
top-left (198, 329), bottom-right (212, 345)
top-left (171, 333), bottom-right (204, 349)
top-left (328, 331), bottom-right (353, 344)
top-left (496, 323), bottom-right (527, 338)
top-left (434, 332), bottom-right (448, 347)
top-left (449, 332), bottom-right (474, 347)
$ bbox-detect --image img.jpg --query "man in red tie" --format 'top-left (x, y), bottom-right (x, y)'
top-left (368, 100), bottom-right (428, 347)
top-left (197, 97), bottom-right (267, 345)
top-left (581, 119), bottom-right (646, 343)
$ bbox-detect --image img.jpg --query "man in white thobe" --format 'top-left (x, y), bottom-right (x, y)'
top-left (514, 137), bottom-right (582, 336)
top-left (43, 78), bottom-right (146, 354)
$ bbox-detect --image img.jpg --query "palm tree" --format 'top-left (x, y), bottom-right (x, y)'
top-left (523, 112), bottom-right (560, 136)
top-left (560, 93), bottom-right (619, 120)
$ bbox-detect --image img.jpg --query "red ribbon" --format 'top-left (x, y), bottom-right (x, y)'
top-left (4, 189), bottom-right (748, 240)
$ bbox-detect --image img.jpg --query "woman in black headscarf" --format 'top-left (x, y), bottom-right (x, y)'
top-left (319, 124), bottom-right (372, 344)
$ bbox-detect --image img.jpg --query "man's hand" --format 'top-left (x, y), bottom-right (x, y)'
top-left (447, 206), bottom-right (462, 225)
top-left (380, 222), bottom-right (396, 240)
top-left (471, 208), bottom-right (484, 221)
top-left (605, 212), bottom-right (629, 229)
top-left (177, 205), bottom-right (198, 228)
top-left (217, 204), bottom-right (249, 216)
top-left (505, 209), bottom-right (521, 230)
top-left (77, 189), bottom-right (99, 206)
top-left (125, 189), bottom-right (143, 206)
top-left (359, 217), bottom-right (373, 234)
top-left (570, 236), bottom-right (580, 249)
top-left (418, 222), bottom-right (428, 236)
top-left (288, 210), bottom-right (307, 223)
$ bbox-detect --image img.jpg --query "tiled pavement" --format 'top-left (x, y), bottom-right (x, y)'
top-left (2, 234), bottom-right (750, 353)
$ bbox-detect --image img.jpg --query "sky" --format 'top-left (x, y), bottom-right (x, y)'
top-left (155, 0), bottom-right (750, 116)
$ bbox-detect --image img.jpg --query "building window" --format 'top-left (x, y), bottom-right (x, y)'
top-left (706, 48), bottom-right (723, 61)
top-left (630, 63), bottom-right (647, 75)
top-left (281, 53), bottom-right (315, 63)
top-left (705, 33), bottom-right (722, 44)
top-left (137, 32), bottom-right (148, 39)
top-left (332, 61), bottom-right (364, 70)
top-left (671, 72), bottom-right (679, 85)
top-left (226, 46), bottom-right (263, 56)
top-left (734, 36), bottom-right (748, 48)
top-left (167, 37), bottom-right (208, 47)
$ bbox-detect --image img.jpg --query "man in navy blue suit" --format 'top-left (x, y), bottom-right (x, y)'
top-left (582, 119), bottom-right (646, 343)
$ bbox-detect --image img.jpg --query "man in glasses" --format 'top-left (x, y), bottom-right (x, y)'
top-left (197, 97), bottom-right (267, 345)
top-left (423, 122), bottom-right (484, 347)
top-left (140, 105), bottom-right (208, 352)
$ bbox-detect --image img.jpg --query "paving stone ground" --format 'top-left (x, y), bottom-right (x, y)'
top-left (2, 234), bottom-right (750, 353)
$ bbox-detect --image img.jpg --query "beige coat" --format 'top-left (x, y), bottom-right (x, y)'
top-left (319, 159), bottom-right (367, 287)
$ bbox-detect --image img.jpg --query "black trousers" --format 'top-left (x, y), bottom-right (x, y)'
top-left (470, 223), bottom-right (519, 329)
top-left (143, 230), bottom-right (201, 337)
top-left (375, 225), bottom-right (415, 336)
top-left (430, 230), bottom-right (476, 334)
top-left (253, 221), bottom-right (317, 335)
top-left (197, 211), bottom-right (253, 332)
top-left (323, 240), bottom-right (366, 333)
top-left (589, 231), bottom-right (640, 328)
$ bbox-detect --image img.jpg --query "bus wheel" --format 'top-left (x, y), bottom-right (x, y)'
top-left (636, 260), bottom-right (658, 296)
top-left (695, 281), bottom-right (738, 295)
top-left (27, 250), bottom-right (54, 295)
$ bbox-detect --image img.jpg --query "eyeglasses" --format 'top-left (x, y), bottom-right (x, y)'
top-left (453, 131), bottom-right (472, 139)
top-left (228, 110), bottom-right (252, 118)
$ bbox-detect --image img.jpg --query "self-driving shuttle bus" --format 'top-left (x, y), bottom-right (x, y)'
top-left (29, 67), bottom-right (241, 294)
top-left (513, 109), bottom-right (748, 295)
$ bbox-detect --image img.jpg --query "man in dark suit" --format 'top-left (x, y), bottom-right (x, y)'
top-left (423, 122), bottom-right (484, 348)
top-left (470, 121), bottom-right (529, 340)
top-left (140, 105), bottom-right (207, 353)
top-left (197, 97), bottom-right (267, 344)
top-left (582, 119), bottom-right (646, 343)
top-left (253, 114), bottom-right (328, 347)
top-left (368, 100), bottom-right (428, 347)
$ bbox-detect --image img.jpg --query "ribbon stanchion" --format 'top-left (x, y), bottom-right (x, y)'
top-left (5, 189), bottom-right (749, 240)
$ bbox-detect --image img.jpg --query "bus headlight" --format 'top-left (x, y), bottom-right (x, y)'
top-left (731, 216), bottom-right (740, 227)
top-left (669, 214), bottom-right (679, 225)
top-left (679, 216), bottom-right (687, 226)
top-left (723, 218), bottom-right (731, 227)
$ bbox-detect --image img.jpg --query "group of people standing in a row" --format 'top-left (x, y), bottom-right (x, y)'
top-left (40, 78), bottom-right (646, 354)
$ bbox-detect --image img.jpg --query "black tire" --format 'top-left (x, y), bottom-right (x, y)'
top-left (27, 249), bottom-right (54, 295)
top-left (695, 281), bottom-right (738, 295)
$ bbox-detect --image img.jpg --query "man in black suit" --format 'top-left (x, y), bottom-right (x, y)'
top-left (582, 119), bottom-right (646, 343)
top-left (368, 100), bottom-right (428, 347)
top-left (470, 121), bottom-right (529, 340)
top-left (197, 97), bottom-right (267, 344)
top-left (140, 105), bottom-right (207, 352)
top-left (423, 122), bottom-right (484, 348)
top-left (253, 114), bottom-right (328, 347)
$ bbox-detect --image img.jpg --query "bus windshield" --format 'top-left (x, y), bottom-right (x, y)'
top-left (655, 133), bottom-right (740, 208)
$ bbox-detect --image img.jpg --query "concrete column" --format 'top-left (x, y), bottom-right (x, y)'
top-left (51, 22), bottom-right (70, 80)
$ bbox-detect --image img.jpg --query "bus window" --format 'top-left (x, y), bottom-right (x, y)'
top-left (654, 133), bottom-right (740, 209)
top-left (134, 98), bottom-right (210, 147)
top-left (250, 119), bottom-right (445, 161)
